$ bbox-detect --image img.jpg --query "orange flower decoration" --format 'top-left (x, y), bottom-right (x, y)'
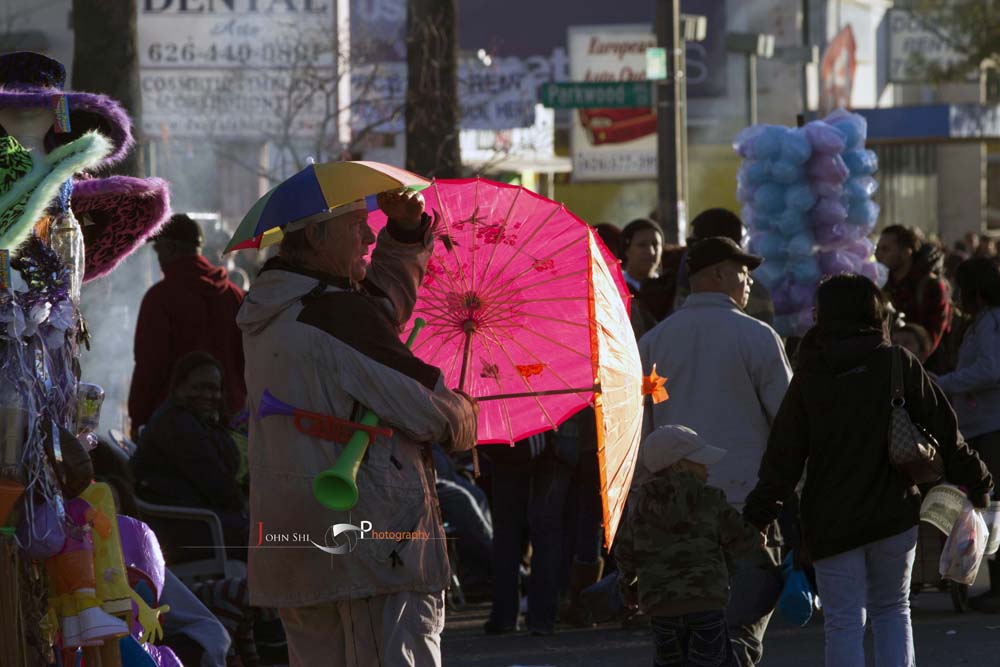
top-left (516, 363), bottom-right (545, 379)
top-left (642, 364), bottom-right (669, 404)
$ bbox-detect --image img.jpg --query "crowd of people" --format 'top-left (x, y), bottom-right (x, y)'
top-left (110, 195), bottom-right (1000, 667)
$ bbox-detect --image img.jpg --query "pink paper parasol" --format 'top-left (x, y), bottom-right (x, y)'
top-left (371, 178), bottom-right (643, 548)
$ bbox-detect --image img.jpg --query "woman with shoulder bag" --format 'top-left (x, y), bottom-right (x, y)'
top-left (934, 257), bottom-right (1000, 611)
top-left (743, 274), bottom-right (992, 667)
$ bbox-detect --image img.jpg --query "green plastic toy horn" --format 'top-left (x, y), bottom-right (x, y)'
top-left (312, 318), bottom-right (427, 511)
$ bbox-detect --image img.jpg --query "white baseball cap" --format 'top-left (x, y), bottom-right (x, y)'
top-left (640, 425), bottom-right (727, 474)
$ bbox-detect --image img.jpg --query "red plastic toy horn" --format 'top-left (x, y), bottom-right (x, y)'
top-left (258, 390), bottom-right (393, 443)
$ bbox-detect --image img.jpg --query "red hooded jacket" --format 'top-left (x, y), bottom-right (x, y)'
top-left (128, 255), bottom-right (246, 436)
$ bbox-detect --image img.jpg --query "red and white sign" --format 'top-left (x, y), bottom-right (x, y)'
top-left (820, 25), bottom-right (857, 113)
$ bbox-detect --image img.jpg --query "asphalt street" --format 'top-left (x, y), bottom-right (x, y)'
top-left (442, 573), bottom-right (1000, 666)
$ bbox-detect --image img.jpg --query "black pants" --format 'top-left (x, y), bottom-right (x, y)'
top-left (652, 610), bottom-right (738, 667)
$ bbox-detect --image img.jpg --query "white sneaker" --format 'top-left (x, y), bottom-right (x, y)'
top-left (78, 606), bottom-right (128, 643)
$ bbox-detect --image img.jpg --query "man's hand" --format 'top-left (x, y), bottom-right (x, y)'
top-left (378, 189), bottom-right (425, 229)
top-left (454, 389), bottom-right (480, 419)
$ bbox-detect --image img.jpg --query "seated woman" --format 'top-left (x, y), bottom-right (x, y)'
top-left (130, 351), bottom-right (248, 562)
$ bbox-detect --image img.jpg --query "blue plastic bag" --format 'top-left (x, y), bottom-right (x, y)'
top-left (843, 149), bottom-right (878, 176)
top-left (779, 553), bottom-right (815, 627)
top-left (753, 183), bottom-right (787, 215)
top-left (779, 127), bottom-right (813, 165)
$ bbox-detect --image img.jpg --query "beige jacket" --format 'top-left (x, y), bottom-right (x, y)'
top-left (238, 219), bottom-right (477, 607)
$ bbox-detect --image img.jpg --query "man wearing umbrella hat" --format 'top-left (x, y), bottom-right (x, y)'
top-left (638, 237), bottom-right (792, 667)
top-left (237, 188), bottom-right (478, 667)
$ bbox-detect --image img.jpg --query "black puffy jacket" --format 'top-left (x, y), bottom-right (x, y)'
top-left (744, 324), bottom-right (992, 561)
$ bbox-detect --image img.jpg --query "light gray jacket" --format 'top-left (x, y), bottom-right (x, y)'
top-left (638, 292), bottom-right (792, 506)
top-left (936, 307), bottom-right (1000, 440)
top-left (237, 220), bottom-right (477, 607)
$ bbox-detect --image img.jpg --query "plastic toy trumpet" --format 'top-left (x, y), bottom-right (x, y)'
top-left (258, 390), bottom-right (394, 443)
top-left (313, 317), bottom-right (427, 512)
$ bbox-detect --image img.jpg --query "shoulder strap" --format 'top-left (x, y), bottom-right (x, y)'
top-left (891, 346), bottom-right (905, 405)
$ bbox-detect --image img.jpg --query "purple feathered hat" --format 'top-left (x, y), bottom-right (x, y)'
top-left (73, 176), bottom-right (171, 281)
top-left (0, 51), bottom-right (134, 170)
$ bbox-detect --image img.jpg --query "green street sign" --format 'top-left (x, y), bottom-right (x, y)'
top-left (539, 81), bottom-right (654, 109)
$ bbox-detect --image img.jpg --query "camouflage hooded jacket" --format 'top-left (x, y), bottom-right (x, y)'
top-left (615, 469), bottom-right (763, 617)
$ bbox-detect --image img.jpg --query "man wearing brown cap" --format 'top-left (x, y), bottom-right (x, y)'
top-left (128, 213), bottom-right (247, 438)
top-left (673, 208), bottom-right (775, 324)
top-left (638, 237), bottom-right (792, 667)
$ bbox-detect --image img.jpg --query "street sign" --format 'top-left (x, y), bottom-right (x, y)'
top-left (646, 47), bottom-right (667, 80)
top-left (539, 81), bottom-right (654, 109)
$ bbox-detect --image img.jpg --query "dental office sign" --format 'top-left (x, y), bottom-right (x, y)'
top-left (137, 0), bottom-right (335, 138)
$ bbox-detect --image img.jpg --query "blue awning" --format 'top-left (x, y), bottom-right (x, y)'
top-left (845, 104), bottom-right (1000, 142)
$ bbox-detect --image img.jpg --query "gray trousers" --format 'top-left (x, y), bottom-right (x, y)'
top-left (278, 591), bottom-right (445, 667)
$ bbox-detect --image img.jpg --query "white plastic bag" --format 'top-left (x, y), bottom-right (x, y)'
top-left (940, 504), bottom-right (988, 585)
top-left (984, 501), bottom-right (1000, 557)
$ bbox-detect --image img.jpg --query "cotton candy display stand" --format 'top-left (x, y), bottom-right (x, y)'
top-left (735, 110), bottom-right (887, 337)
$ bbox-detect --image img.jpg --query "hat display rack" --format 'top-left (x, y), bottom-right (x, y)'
top-left (0, 51), bottom-right (172, 666)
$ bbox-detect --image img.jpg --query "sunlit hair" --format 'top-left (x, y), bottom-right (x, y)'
top-left (815, 273), bottom-right (889, 331)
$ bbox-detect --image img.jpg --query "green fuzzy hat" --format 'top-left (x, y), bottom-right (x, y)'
top-left (0, 131), bottom-right (111, 249)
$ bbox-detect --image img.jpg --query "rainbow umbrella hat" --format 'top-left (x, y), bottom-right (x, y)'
top-left (225, 160), bottom-right (429, 252)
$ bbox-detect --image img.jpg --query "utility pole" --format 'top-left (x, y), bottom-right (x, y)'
top-left (655, 0), bottom-right (685, 244)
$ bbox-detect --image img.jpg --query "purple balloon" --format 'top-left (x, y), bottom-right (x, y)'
top-left (16, 498), bottom-right (66, 560)
top-left (119, 515), bottom-right (166, 604)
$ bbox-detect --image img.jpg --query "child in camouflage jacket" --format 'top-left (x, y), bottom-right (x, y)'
top-left (615, 425), bottom-right (764, 667)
